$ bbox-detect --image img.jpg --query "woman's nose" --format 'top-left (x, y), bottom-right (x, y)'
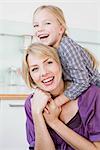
top-left (41, 67), bottom-right (47, 77)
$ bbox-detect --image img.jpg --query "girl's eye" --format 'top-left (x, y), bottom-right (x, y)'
top-left (33, 24), bottom-right (39, 28)
top-left (45, 22), bottom-right (51, 25)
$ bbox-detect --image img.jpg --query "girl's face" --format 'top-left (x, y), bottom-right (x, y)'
top-left (33, 9), bottom-right (64, 47)
top-left (27, 53), bottom-right (63, 94)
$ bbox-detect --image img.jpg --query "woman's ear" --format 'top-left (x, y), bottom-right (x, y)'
top-left (32, 85), bottom-right (37, 89)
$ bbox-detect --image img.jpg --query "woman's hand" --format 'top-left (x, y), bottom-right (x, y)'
top-left (43, 99), bottom-right (61, 126)
top-left (31, 88), bottom-right (51, 114)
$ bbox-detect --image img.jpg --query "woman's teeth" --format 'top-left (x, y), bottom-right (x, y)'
top-left (42, 77), bottom-right (54, 83)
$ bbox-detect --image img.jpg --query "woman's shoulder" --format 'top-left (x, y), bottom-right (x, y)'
top-left (79, 85), bottom-right (100, 102)
top-left (24, 94), bottom-right (33, 109)
top-left (82, 85), bottom-right (100, 97)
top-left (78, 85), bottom-right (100, 141)
top-left (78, 85), bottom-right (100, 114)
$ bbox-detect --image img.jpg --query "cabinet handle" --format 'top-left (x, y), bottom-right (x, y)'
top-left (9, 104), bottom-right (24, 107)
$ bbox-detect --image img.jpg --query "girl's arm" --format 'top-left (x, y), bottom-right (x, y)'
top-left (58, 36), bottom-right (91, 100)
top-left (54, 92), bottom-right (70, 107)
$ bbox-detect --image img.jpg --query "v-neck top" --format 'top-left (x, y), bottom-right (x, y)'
top-left (24, 85), bottom-right (100, 150)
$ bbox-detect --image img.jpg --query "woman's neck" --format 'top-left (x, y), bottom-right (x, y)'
top-left (50, 79), bottom-right (64, 98)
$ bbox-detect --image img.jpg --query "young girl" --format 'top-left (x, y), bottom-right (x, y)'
top-left (22, 43), bottom-right (100, 150)
top-left (32, 5), bottom-right (100, 106)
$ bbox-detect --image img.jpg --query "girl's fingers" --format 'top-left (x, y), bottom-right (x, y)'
top-left (45, 103), bottom-right (50, 109)
top-left (44, 107), bottom-right (49, 114)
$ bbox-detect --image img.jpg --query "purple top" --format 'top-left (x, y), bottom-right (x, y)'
top-left (24, 85), bottom-right (100, 150)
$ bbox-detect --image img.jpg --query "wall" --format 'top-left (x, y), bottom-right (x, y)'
top-left (0, 1), bottom-right (100, 85)
top-left (0, 0), bottom-right (100, 30)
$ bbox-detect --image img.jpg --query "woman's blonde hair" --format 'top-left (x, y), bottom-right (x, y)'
top-left (33, 5), bottom-right (68, 35)
top-left (22, 43), bottom-right (62, 88)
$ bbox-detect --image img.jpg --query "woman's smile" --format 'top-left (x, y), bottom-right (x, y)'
top-left (42, 76), bottom-right (54, 86)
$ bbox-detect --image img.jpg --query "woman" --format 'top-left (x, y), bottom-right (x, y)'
top-left (22, 43), bottom-right (100, 150)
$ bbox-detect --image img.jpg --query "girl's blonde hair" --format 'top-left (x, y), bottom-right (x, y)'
top-left (33, 5), bottom-right (68, 35)
top-left (22, 43), bottom-right (62, 88)
top-left (84, 48), bottom-right (97, 68)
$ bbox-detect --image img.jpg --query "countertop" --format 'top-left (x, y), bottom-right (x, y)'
top-left (0, 94), bottom-right (29, 100)
top-left (0, 84), bottom-right (32, 100)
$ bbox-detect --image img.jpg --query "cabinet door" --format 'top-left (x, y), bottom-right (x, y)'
top-left (0, 100), bottom-right (28, 150)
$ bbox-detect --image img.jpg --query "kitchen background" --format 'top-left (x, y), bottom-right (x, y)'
top-left (0, 1), bottom-right (100, 150)
top-left (0, 0), bottom-right (100, 87)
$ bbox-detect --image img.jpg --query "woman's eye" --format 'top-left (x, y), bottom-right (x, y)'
top-left (47, 61), bottom-right (53, 64)
top-left (31, 67), bottom-right (38, 72)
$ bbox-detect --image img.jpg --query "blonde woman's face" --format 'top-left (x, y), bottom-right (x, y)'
top-left (27, 53), bottom-right (63, 93)
top-left (33, 9), bottom-right (64, 47)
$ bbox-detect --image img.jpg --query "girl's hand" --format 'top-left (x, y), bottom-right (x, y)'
top-left (43, 100), bottom-right (61, 126)
top-left (54, 93), bottom-right (70, 107)
top-left (31, 88), bottom-right (51, 114)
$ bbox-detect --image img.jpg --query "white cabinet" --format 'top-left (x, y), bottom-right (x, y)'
top-left (0, 100), bottom-right (28, 150)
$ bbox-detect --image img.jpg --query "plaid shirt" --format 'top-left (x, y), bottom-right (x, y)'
top-left (57, 35), bottom-right (100, 100)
